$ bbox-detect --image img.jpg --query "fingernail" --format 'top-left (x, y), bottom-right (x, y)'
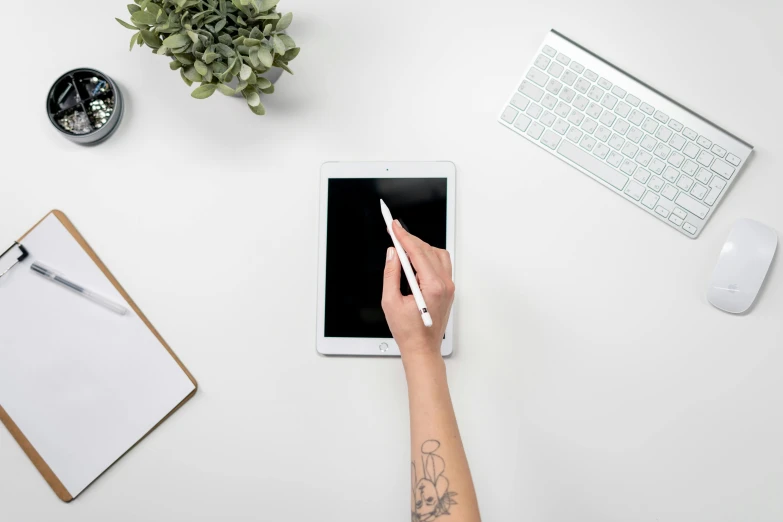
top-left (386, 247), bottom-right (395, 261)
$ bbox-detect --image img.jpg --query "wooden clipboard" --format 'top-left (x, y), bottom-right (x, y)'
top-left (0, 210), bottom-right (198, 502)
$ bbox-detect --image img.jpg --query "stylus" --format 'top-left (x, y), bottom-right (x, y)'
top-left (31, 262), bottom-right (128, 315)
top-left (379, 199), bottom-right (433, 328)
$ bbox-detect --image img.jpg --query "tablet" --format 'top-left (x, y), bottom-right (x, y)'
top-left (317, 162), bottom-right (456, 357)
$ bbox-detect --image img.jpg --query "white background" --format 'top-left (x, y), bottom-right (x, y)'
top-left (1, 0), bottom-right (781, 520)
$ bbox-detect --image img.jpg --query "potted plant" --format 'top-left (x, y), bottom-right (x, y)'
top-left (117, 0), bottom-right (299, 115)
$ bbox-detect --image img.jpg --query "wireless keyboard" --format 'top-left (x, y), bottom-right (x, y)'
top-left (499, 30), bottom-right (753, 238)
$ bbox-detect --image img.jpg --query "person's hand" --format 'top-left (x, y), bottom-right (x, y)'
top-left (382, 220), bottom-right (455, 362)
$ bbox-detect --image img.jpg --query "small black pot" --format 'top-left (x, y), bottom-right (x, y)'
top-left (47, 68), bottom-right (124, 145)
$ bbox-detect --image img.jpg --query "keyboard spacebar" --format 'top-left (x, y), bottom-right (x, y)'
top-left (557, 141), bottom-right (628, 191)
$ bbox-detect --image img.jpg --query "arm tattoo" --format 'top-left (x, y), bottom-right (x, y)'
top-left (411, 440), bottom-right (458, 521)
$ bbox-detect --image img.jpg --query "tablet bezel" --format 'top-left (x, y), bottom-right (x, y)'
top-left (317, 162), bottom-right (456, 357)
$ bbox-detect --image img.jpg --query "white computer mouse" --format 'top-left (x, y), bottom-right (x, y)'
top-left (707, 219), bottom-right (778, 314)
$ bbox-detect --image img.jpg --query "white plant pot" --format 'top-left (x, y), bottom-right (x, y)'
top-left (227, 66), bottom-right (283, 97)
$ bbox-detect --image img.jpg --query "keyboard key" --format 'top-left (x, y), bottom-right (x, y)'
top-left (548, 62), bottom-right (564, 78)
top-left (559, 86), bottom-right (576, 102)
top-left (669, 213), bottom-right (684, 226)
top-left (663, 166), bottom-right (679, 183)
top-left (675, 192), bottom-right (709, 219)
top-left (557, 141), bottom-right (628, 190)
top-left (542, 45), bottom-right (557, 58)
top-left (641, 191), bottom-right (659, 209)
top-left (648, 157), bottom-right (666, 174)
top-left (607, 150), bottom-right (623, 168)
top-left (711, 159), bottom-right (735, 179)
top-left (546, 79), bottom-right (563, 95)
top-left (641, 135), bottom-right (658, 152)
top-left (597, 77), bottom-right (612, 90)
top-left (691, 183), bottom-right (708, 200)
top-left (627, 127), bottom-right (644, 143)
top-left (625, 94), bottom-right (640, 107)
top-left (555, 101), bottom-right (571, 118)
top-left (569, 61), bottom-right (585, 73)
top-left (621, 141), bottom-right (639, 158)
top-left (648, 176), bottom-right (664, 192)
top-left (668, 119), bottom-right (684, 132)
top-left (640, 102), bottom-right (655, 115)
top-left (574, 77), bottom-right (591, 94)
top-left (628, 110), bottom-right (645, 126)
top-left (709, 176), bottom-right (727, 190)
top-left (696, 150), bottom-right (714, 167)
top-left (519, 80), bottom-right (544, 102)
top-left (501, 106), bottom-right (518, 123)
top-left (599, 111), bottom-right (617, 127)
top-left (586, 102), bottom-right (602, 119)
top-left (726, 153), bottom-right (741, 166)
top-left (683, 222), bottom-right (698, 235)
top-left (672, 207), bottom-right (687, 220)
top-left (580, 135), bottom-right (597, 151)
top-left (535, 54), bottom-right (551, 70)
top-left (526, 68), bottom-right (549, 87)
top-left (510, 94), bottom-right (530, 111)
top-left (642, 118), bottom-right (659, 134)
top-left (588, 85), bottom-right (604, 102)
top-left (681, 159), bottom-right (699, 176)
top-left (625, 180), bottom-right (645, 200)
top-left (636, 151), bottom-right (652, 166)
top-left (654, 143), bottom-right (671, 159)
top-left (595, 125), bottom-right (611, 142)
top-left (573, 94), bottom-right (589, 111)
top-left (581, 118), bottom-right (598, 134)
top-left (527, 121), bottom-right (544, 139)
top-left (683, 142), bottom-right (700, 159)
top-left (527, 103), bottom-right (543, 119)
top-left (611, 85), bottom-right (627, 98)
top-left (541, 93), bottom-right (558, 109)
top-left (620, 159), bottom-right (637, 176)
top-left (655, 126), bottom-right (673, 142)
top-left (696, 135), bottom-right (712, 148)
top-left (668, 152), bottom-right (684, 167)
top-left (593, 142), bottom-right (610, 159)
top-left (711, 144), bottom-right (726, 157)
top-left (655, 205), bottom-right (670, 218)
top-left (662, 184), bottom-right (678, 200)
top-left (609, 133), bottom-right (625, 150)
top-left (654, 110), bottom-right (669, 123)
top-left (614, 102), bottom-right (631, 118)
top-left (553, 118), bottom-right (569, 135)
top-left (561, 70), bottom-right (578, 86)
top-left (695, 168), bottom-right (712, 185)
top-left (601, 93), bottom-right (619, 110)
top-left (566, 126), bottom-right (583, 143)
top-left (704, 187), bottom-right (721, 206)
top-left (568, 110), bottom-right (585, 126)
top-left (669, 134), bottom-right (686, 151)
top-left (556, 53), bottom-right (571, 65)
top-left (634, 168), bottom-right (651, 183)
top-left (676, 176), bottom-right (693, 191)
top-left (682, 127), bottom-right (698, 140)
top-left (541, 129), bottom-right (561, 149)
top-left (584, 69), bottom-right (599, 82)
top-left (540, 111), bottom-right (556, 126)
top-left (513, 113), bottom-right (532, 132)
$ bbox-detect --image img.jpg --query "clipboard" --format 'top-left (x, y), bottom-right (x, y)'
top-left (0, 210), bottom-right (197, 502)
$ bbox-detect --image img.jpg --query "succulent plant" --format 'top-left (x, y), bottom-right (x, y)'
top-left (117, 0), bottom-right (299, 115)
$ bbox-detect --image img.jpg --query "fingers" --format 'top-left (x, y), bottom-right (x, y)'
top-left (435, 249), bottom-right (453, 278)
top-left (381, 247), bottom-right (402, 309)
top-left (392, 220), bottom-right (438, 280)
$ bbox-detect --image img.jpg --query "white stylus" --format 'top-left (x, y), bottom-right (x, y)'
top-left (380, 199), bottom-right (433, 328)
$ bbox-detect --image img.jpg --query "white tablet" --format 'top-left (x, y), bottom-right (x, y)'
top-left (317, 162), bottom-right (456, 357)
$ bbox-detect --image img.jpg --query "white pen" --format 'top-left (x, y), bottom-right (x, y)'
top-left (31, 262), bottom-right (128, 315)
top-left (379, 199), bottom-right (433, 328)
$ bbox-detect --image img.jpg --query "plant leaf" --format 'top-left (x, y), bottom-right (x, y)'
top-left (169, 59), bottom-right (182, 70)
top-left (256, 76), bottom-right (272, 89)
top-left (257, 46), bottom-right (274, 67)
top-left (128, 4), bottom-right (141, 14)
top-left (183, 65), bottom-right (203, 82)
top-left (273, 59), bottom-right (292, 74)
top-left (245, 90), bottom-right (261, 107)
top-left (194, 59), bottom-right (208, 76)
top-left (258, 0), bottom-right (279, 12)
top-left (129, 32), bottom-right (140, 50)
top-left (243, 37), bottom-right (262, 46)
top-left (282, 47), bottom-right (299, 61)
top-left (140, 29), bottom-right (162, 48)
top-left (187, 30), bottom-right (199, 43)
top-left (214, 18), bottom-right (227, 32)
top-left (180, 68), bottom-right (193, 86)
top-left (278, 34), bottom-right (295, 49)
top-left (249, 101), bottom-right (266, 115)
top-left (272, 35), bottom-right (286, 55)
top-left (203, 52), bottom-right (221, 64)
top-left (191, 83), bottom-right (217, 99)
top-left (131, 10), bottom-right (157, 25)
top-left (162, 33), bottom-right (191, 48)
top-left (173, 52), bottom-right (194, 64)
top-left (259, 84), bottom-right (274, 94)
top-left (216, 83), bottom-right (235, 96)
top-left (276, 12), bottom-right (292, 31)
top-left (116, 18), bottom-right (138, 30)
top-left (239, 63), bottom-right (252, 80)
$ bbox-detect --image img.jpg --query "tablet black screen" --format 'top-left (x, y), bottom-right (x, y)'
top-left (325, 178), bottom-right (448, 338)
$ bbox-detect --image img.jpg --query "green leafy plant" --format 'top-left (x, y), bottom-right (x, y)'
top-left (117, 0), bottom-right (299, 115)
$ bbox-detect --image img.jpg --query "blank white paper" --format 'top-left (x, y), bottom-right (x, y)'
top-left (0, 214), bottom-right (195, 498)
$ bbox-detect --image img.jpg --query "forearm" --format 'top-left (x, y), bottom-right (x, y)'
top-left (405, 354), bottom-right (481, 522)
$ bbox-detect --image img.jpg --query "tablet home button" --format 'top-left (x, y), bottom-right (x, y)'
top-left (379, 342), bottom-right (389, 353)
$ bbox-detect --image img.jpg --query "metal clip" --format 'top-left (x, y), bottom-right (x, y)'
top-left (0, 242), bottom-right (29, 280)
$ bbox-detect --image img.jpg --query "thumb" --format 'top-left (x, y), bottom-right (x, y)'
top-left (382, 247), bottom-right (402, 307)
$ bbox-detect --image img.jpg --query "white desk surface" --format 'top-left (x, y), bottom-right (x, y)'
top-left (2, 0), bottom-right (782, 520)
